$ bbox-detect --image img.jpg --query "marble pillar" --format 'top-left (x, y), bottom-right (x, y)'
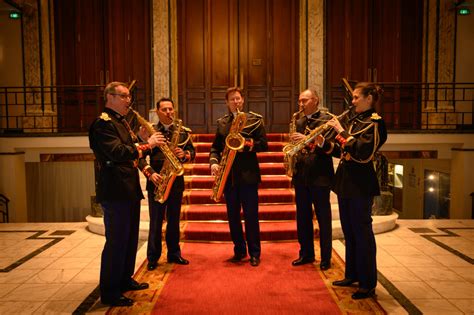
top-left (299, 0), bottom-right (325, 108)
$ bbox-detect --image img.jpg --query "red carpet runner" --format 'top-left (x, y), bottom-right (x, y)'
top-left (182, 133), bottom-right (302, 242)
top-left (108, 242), bottom-right (386, 314)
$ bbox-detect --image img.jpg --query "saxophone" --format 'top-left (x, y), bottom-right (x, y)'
top-left (283, 109), bottom-right (304, 177)
top-left (132, 109), bottom-right (184, 187)
top-left (210, 109), bottom-right (247, 202)
top-left (282, 107), bottom-right (353, 163)
top-left (154, 118), bottom-right (184, 203)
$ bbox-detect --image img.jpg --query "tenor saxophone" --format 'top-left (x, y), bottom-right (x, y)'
top-left (210, 109), bottom-right (247, 202)
top-left (132, 109), bottom-right (184, 179)
top-left (283, 109), bottom-right (304, 177)
top-left (154, 118), bottom-right (183, 203)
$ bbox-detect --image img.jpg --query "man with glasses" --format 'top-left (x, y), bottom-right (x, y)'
top-left (289, 89), bottom-right (335, 271)
top-left (89, 81), bottom-right (165, 307)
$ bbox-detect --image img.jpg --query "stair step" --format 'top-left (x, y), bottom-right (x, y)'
top-left (194, 142), bottom-right (284, 152)
top-left (194, 152), bottom-right (285, 163)
top-left (184, 175), bottom-right (291, 189)
top-left (87, 212), bottom-right (398, 241)
top-left (182, 204), bottom-right (297, 221)
top-left (183, 189), bottom-right (294, 205)
top-left (183, 221), bottom-right (304, 242)
top-left (185, 163), bottom-right (286, 176)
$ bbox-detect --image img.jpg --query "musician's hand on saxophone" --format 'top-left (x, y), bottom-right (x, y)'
top-left (327, 117), bottom-right (344, 134)
top-left (290, 132), bottom-right (305, 143)
top-left (173, 147), bottom-right (185, 159)
top-left (149, 172), bottom-right (163, 186)
top-left (211, 164), bottom-right (220, 176)
top-left (147, 132), bottom-right (166, 149)
top-left (137, 124), bottom-right (166, 148)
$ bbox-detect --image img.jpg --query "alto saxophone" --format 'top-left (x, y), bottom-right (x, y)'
top-left (154, 118), bottom-right (183, 203)
top-left (210, 108), bottom-right (247, 202)
top-left (132, 109), bottom-right (184, 190)
top-left (282, 107), bottom-right (353, 163)
top-left (283, 109), bottom-right (304, 177)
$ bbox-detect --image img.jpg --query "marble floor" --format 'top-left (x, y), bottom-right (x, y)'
top-left (0, 219), bottom-right (473, 314)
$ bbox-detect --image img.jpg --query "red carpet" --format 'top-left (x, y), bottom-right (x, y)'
top-left (108, 242), bottom-right (386, 314)
top-left (151, 242), bottom-right (340, 314)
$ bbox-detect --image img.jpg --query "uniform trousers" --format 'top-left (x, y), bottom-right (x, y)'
top-left (224, 183), bottom-right (261, 258)
top-left (294, 184), bottom-right (332, 262)
top-left (147, 189), bottom-right (183, 263)
top-left (338, 196), bottom-right (377, 290)
top-left (100, 199), bottom-right (141, 301)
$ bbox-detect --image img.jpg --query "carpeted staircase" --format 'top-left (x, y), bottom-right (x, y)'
top-left (181, 133), bottom-right (306, 241)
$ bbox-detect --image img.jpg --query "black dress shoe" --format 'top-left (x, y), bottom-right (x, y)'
top-left (291, 257), bottom-right (315, 266)
top-left (332, 278), bottom-right (357, 287)
top-left (227, 253), bottom-right (247, 263)
top-left (122, 279), bottom-right (149, 292)
top-left (249, 256), bottom-right (260, 267)
top-left (168, 256), bottom-right (189, 265)
top-left (147, 261), bottom-right (158, 271)
top-left (101, 295), bottom-right (134, 307)
top-left (352, 288), bottom-right (375, 300)
top-left (319, 261), bottom-right (331, 270)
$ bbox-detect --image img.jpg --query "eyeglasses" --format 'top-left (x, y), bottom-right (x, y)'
top-left (110, 93), bottom-right (132, 100)
top-left (298, 98), bottom-right (313, 104)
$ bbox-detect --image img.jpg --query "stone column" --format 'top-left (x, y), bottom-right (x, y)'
top-left (299, 0), bottom-right (325, 108)
top-left (152, 0), bottom-right (176, 113)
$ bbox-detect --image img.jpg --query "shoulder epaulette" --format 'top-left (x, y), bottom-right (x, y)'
top-left (371, 113), bottom-right (382, 121)
top-left (249, 111), bottom-right (263, 118)
top-left (217, 114), bottom-right (231, 123)
top-left (99, 112), bottom-right (111, 121)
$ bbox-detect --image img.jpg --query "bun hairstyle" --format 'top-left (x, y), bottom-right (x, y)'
top-left (354, 82), bottom-right (384, 106)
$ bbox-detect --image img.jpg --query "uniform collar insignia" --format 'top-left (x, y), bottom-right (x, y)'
top-left (99, 112), bottom-right (111, 121)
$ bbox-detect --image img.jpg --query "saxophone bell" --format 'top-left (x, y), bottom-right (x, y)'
top-left (225, 109), bottom-right (246, 151)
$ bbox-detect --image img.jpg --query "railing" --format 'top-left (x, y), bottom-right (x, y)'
top-left (1, 82), bottom-right (473, 134)
top-left (0, 194), bottom-right (9, 223)
top-left (329, 81), bottom-right (474, 132)
top-left (0, 84), bottom-right (150, 134)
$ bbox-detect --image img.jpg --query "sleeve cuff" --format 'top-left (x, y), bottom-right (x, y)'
top-left (181, 150), bottom-right (191, 162)
top-left (135, 143), bottom-right (152, 158)
top-left (244, 138), bottom-right (254, 151)
top-left (335, 131), bottom-right (354, 148)
top-left (141, 165), bottom-right (155, 178)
